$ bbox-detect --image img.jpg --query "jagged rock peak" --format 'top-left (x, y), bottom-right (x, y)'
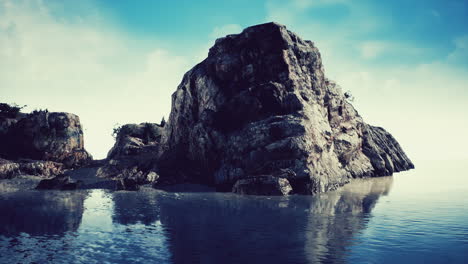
top-left (210, 22), bottom-right (317, 55)
top-left (156, 22), bottom-right (414, 195)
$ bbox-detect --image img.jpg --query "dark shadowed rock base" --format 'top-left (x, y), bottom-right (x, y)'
top-left (115, 178), bottom-right (140, 191)
top-left (36, 175), bottom-right (82, 190)
top-left (232, 176), bottom-right (293, 195)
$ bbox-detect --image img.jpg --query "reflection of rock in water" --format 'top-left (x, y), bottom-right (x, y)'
top-left (157, 177), bottom-right (392, 264)
top-left (304, 177), bottom-right (393, 263)
top-left (107, 178), bottom-right (392, 263)
top-left (0, 190), bottom-right (87, 236)
top-left (111, 190), bottom-right (160, 225)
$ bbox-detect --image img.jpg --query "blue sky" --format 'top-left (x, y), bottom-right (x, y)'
top-left (1, 0), bottom-right (467, 159)
top-left (51, 0), bottom-right (468, 64)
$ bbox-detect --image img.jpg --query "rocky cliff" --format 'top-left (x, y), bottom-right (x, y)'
top-left (155, 22), bottom-right (413, 195)
top-left (96, 123), bottom-right (162, 186)
top-left (0, 103), bottom-right (91, 178)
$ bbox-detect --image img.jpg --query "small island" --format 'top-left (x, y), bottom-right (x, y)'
top-left (0, 23), bottom-right (413, 196)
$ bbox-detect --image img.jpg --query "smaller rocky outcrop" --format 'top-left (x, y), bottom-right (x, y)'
top-left (97, 123), bottom-right (163, 186)
top-left (0, 110), bottom-right (92, 167)
top-left (361, 125), bottom-right (412, 176)
top-left (107, 123), bottom-right (162, 159)
top-left (0, 103), bottom-right (91, 179)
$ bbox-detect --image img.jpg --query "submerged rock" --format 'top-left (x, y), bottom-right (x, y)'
top-left (156, 22), bottom-right (413, 195)
top-left (115, 178), bottom-right (140, 191)
top-left (232, 176), bottom-right (293, 195)
top-left (36, 175), bottom-right (82, 190)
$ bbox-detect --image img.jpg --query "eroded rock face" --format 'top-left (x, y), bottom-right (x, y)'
top-left (0, 109), bottom-right (91, 168)
top-left (97, 123), bottom-right (163, 184)
top-left (107, 123), bottom-right (162, 160)
top-left (157, 22), bottom-right (414, 195)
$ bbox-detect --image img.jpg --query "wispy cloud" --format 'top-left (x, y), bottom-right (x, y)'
top-left (195, 23), bottom-right (243, 61)
top-left (430, 9), bottom-right (441, 18)
top-left (210, 24), bottom-right (243, 39)
top-left (447, 35), bottom-right (468, 65)
top-left (2, 0), bottom-right (467, 161)
top-left (294, 0), bottom-right (351, 8)
top-left (358, 41), bottom-right (428, 60)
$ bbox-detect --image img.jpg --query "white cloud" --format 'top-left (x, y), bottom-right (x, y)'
top-left (332, 62), bottom-right (468, 161)
top-left (210, 24), bottom-right (242, 39)
top-left (291, 0), bottom-right (349, 9)
top-left (447, 35), bottom-right (468, 64)
top-left (2, 0), bottom-right (467, 163)
top-left (0, 0), bottom-right (191, 158)
top-left (359, 41), bottom-right (387, 59)
top-left (195, 23), bottom-right (243, 62)
top-left (358, 41), bottom-right (427, 59)
top-left (430, 9), bottom-right (441, 18)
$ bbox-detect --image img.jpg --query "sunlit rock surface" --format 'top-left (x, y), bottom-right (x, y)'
top-left (156, 22), bottom-right (413, 195)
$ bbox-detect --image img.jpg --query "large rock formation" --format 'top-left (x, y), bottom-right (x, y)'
top-left (156, 22), bottom-right (413, 195)
top-left (0, 103), bottom-right (91, 178)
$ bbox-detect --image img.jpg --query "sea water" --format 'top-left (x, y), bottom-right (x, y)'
top-left (0, 160), bottom-right (467, 264)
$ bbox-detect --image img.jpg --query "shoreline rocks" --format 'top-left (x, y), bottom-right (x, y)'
top-left (0, 109), bottom-right (92, 167)
top-left (0, 158), bottom-right (64, 179)
top-left (0, 104), bottom-right (91, 180)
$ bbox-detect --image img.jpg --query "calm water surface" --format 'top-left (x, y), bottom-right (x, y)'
top-left (0, 160), bottom-right (467, 264)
